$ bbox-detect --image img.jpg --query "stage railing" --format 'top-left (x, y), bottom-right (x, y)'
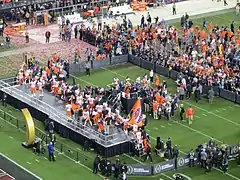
top-left (0, 80), bottom-right (129, 147)
top-left (0, 108), bottom-right (94, 170)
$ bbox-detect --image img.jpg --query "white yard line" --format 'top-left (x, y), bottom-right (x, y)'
top-left (0, 168), bottom-right (15, 179)
top-left (174, 121), bottom-right (222, 143)
top-left (69, 74), bottom-right (96, 86)
top-left (100, 67), bottom-right (126, 79)
top-left (0, 116), bottom-right (104, 179)
top-left (184, 101), bottom-right (240, 127)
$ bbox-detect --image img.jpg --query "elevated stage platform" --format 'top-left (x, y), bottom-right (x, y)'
top-left (0, 78), bottom-right (132, 157)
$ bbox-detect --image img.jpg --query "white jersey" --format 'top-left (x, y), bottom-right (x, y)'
top-left (18, 72), bottom-right (24, 80)
top-left (76, 96), bottom-right (83, 105)
top-left (31, 81), bottom-right (36, 88)
top-left (96, 105), bottom-right (103, 113)
top-left (85, 94), bottom-right (90, 100)
top-left (37, 81), bottom-right (43, 90)
top-left (66, 104), bottom-right (72, 111)
top-left (83, 111), bottom-right (89, 119)
top-left (136, 77), bottom-right (141, 83)
top-left (88, 97), bottom-right (94, 104)
top-left (150, 70), bottom-right (153, 78)
top-left (106, 107), bottom-right (111, 115)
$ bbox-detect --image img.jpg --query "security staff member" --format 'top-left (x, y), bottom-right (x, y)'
top-left (179, 104), bottom-right (185, 121)
top-left (189, 149), bottom-right (195, 167)
top-left (173, 145), bottom-right (179, 169)
top-left (93, 155), bottom-right (100, 174)
top-left (86, 61), bottom-right (91, 76)
top-left (166, 137), bottom-right (172, 158)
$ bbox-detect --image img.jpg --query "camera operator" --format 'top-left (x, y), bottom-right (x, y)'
top-left (100, 158), bottom-right (107, 176)
top-left (106, 160), bottom-right (112, 177)
top-left (113, 159), bottom-right (121, 178)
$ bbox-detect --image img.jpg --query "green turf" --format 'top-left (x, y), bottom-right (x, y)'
top-left (0, 10), bottom-right (240, 180)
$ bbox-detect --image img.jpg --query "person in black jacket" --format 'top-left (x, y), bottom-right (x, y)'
top-left (143, 144), bottom-right (153, 163)
top-left (179, 104), bottom-right (185, 121)
top-left (93, 155), bottom-right (100, 174)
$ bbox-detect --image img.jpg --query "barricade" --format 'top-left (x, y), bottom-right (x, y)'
top-left (219, 89), bottom-right (236, 102)
top-left (127, 164), bottom-right (152, 176)
top-left (169, 70), bottom-right (179, 80)
top-left (213, 85), bottom-right (220, 96)
top-left (141, 60), bottom-right (154, 70)
top-left (92, 59), bottom-right (110, 69)
top-left (69, 61), bottom-right (86, 74)
top-left (153, 159), bottom-right (175, 174)
top-left (155, 65), bottom-right (169, 77)
top-left (177, 156), bottom-right (198, 169)
top-left (236, 94), bottom-right (240, 104)
top-left (202, 85), bottom-right (210, 95)
top-left (128, 55), bottom-right (141, 66)
top-left (110, 55), bottom-right (128, 65)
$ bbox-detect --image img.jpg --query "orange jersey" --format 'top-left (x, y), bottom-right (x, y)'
top-left (186, 108), bottom-right (194, 116)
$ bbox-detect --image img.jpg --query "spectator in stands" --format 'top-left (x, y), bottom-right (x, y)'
top-left (45, 31), bottom-right (51, 43)
top-left (5, 34), bottom-right (10, 48)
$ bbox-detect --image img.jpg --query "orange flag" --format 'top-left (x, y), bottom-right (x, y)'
top-left (129, 98), bottom-right (143, 127)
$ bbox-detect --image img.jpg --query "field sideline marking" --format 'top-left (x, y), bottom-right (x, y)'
top-left (99, 66), bottom-right (240, 128)
top-left (73, 71), bottom-right (240, 179)
top-left (0, 168), bottom-right (15, 179)
top-left (184, 101), bottom-right (240, 127)
top-left (123, 154), bottom-right (174, 180)
top-left (0, 153), bottom-right (41, 180)
top-left (0, 116), bottom-right (105, 179)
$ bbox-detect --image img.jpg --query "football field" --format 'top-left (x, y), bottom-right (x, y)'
top-left (1, 63), bottom-right (240, 180)
top-left (0, 9), bottom-right (240, 180)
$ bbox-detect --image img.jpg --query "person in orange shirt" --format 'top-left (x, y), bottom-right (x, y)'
top-left (153, 101), bottom-right (159, 119)
top-left (186, 106), bottom-right (194, 125)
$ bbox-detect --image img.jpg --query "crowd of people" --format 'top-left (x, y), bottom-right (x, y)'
top-left (76, 11), bottom-right (240, 94)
